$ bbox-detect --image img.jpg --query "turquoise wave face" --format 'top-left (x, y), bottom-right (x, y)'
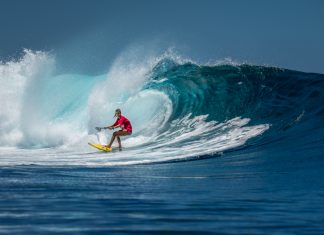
top-left (147, 59), bottom-right (324, 124)
top-left (0, 50), bottom-right (323, 166)
top-left (145, 59), bottom-right (324, 160)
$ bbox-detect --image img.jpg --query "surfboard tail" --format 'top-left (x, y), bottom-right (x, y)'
top-left (88, 143), bottom-right (112, 152)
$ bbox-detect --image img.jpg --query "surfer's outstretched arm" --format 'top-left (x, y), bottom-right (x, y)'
top-left (107, 124), bottom-right (122, 130)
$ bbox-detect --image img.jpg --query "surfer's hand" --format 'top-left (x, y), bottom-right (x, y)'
top-left (108, 127), bottom-right (113, 130)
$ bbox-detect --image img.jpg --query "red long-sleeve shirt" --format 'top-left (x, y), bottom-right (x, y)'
top-left (113, 115), bottom-right (132, 133)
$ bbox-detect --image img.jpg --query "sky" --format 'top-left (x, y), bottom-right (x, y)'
top-left (0, 0), bottom-right (323, 74)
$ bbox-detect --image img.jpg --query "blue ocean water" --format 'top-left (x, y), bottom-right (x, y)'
top-left (0, 50), bottom-right (324, 233)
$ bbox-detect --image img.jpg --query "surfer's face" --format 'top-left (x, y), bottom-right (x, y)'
top-left (115, 111), bottom-right (121, 118)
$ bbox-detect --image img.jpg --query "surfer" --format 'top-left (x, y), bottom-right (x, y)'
top-left (96, 109), bottom-right (132, 151)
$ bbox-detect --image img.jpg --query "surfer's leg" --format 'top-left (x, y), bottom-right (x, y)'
top-left (107, 131), bottom-right (119, 148)
top-left (117, 137), bottom-right (122, 150)
top-left (108, 131), bottom-right (129, 148)
top-left (107, 130), bottom-right (127, 148)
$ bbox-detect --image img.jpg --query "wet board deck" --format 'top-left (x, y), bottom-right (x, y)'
top-left (88, 143), bottom-right (112, 152)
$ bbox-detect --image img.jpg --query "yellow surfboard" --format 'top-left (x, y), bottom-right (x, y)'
top-left (88, 143), bottom-right (112, 152)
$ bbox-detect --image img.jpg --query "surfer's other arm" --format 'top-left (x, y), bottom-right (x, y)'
top-left (105, 118), bottom-right (122, 130)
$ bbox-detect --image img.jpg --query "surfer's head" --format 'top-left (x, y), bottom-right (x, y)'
top-left (114, 108), bottom-right (121, 118)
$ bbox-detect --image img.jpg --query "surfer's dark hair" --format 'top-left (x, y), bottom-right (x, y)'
top-left (115, 108), bottom-right (121, 113)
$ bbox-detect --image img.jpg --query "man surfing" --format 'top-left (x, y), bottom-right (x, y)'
top-left (96, 108), bottom-right (132, 151)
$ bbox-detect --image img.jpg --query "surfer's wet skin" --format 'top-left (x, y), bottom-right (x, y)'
top-left (0, 51), bottom-right (324, 233)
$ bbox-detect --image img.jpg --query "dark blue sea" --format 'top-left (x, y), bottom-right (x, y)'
top-left (0, 51), bottom-right (324, 234)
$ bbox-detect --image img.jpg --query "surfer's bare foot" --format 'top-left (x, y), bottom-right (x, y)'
top-left (119, 147), bottom-right (122, 151)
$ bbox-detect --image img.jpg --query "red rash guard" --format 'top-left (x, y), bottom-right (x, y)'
top-left (113, 115), bottom-right (132, 133)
